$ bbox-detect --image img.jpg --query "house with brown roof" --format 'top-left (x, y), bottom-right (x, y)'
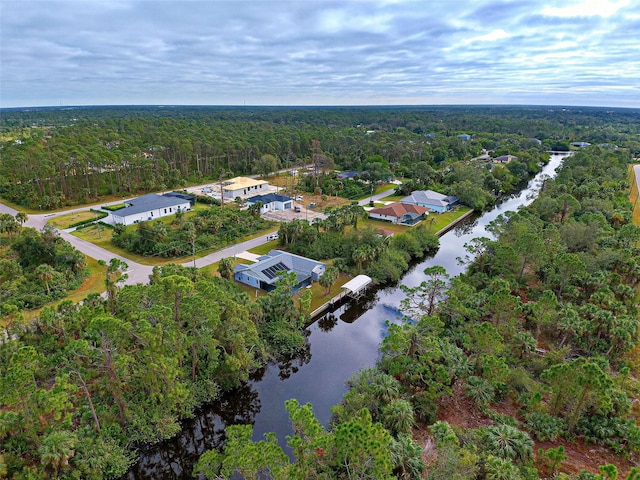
top-left (368, 202), bottom-right (429, 225)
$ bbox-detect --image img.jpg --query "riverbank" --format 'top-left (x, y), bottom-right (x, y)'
top-left (308, 207), bottom-right (476, 321)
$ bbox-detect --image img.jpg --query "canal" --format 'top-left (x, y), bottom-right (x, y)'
top-left (125, 152), bottom-right (571, 479)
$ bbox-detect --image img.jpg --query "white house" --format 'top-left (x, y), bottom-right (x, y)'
top-left (246, 193), bottom-right (293, 214)
top-left (401, 190), bottom-right (459, 214)
top-left (111, 193), bottom-right (192, 226)
top-left (222, 177), bottom-right (269, 199)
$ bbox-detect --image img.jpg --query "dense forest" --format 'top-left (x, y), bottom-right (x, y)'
top-left (2, 106), bottom-right (639, 209)
top-left (0, 262), bottom-right (315, 479)
top-left (0, 222), bottom-right (87, 309)
top-left (193, 137), bottom-right (640, 479)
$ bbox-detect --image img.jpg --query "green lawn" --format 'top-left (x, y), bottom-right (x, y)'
top-left (380, 194), bottom-right (404, 202)
top-left (248, 240), bottom-right (279, 256)
top-left (48, 211), bottom-right (103, 230)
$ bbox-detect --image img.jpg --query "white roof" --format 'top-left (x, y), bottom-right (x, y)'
top-left (222, 176), bottom-right (267, 190)
top-left (341, 275), bottom-right (372, 294)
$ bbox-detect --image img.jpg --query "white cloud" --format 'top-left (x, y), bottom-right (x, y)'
top-left (0, 0), bottom-right (638, 108)
top-left (542, 0), bottom-right (630, 18)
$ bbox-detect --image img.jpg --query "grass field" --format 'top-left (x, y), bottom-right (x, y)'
top-left (48, 211), bottom-right (103, 230)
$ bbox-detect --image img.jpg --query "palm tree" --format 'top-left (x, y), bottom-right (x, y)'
top-left (38, 430), bottom-right (78, 475)
top-left (483, 424), bottom-right (533, 463)
top-left (35, 264), bottom-right (55, 295)
top-left (484, 455), bottom-right (521, 480)
top-left (218, 257), bottom-right (234, 280)
top-left (319, 266), bottom-right (339, 294)
top-left (380, 399), bottom-right (415, 436)
top-left (390, 434), bottom-right (426, 480)
top-left (15, 211), bottom-right (28, 226)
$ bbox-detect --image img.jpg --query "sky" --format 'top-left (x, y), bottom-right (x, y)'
top-left (1, 0), bottom-right (639, 109)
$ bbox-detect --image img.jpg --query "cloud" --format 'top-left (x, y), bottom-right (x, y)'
top-left (0, 0), bottom-right (638, 107)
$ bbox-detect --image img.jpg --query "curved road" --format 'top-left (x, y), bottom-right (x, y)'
top-left (0, 180), bottom-right (399, 288)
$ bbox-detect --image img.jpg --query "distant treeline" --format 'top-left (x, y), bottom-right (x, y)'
top-left (1, 106), bottom-right (638, 209)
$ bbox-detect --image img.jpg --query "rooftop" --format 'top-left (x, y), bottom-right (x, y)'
top-left (114, 194), bottom-right (189, 217)
top-left (370, 202), bottom-right (429, 217)
top-left (223, 176), bottom-right (268, 190)
top-left (247, 193), bottom-right (292, 204)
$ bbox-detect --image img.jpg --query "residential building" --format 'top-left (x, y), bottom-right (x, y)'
top-left (493, 154), bottom-right (518, 164)
top-left (246, 193), bottom-right (293, 214)
top-left (234, 250), bottom-right (325, 292)
top-left (368, 202), bottom-right (429, 225)
top-left (222, 176), bottom-right (269, 199)
top-left (401, 190), bottom-right (459, 213)
top-left (111, 193), bottom-right (192, 226)
top-left (337, 170), bottom-right (360, 179)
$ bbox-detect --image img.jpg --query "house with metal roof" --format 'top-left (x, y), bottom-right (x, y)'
top-left (222, 176), bottom-right (269, 199)
top-left (234, 250), bottom-right (325, 292)
top-left (493, 154), bottom-right (518, 164)
top-left (337, 170), bottom-right (360, 179)
top-left (401, 190), bottom-right (459, 214)
top-left (368, 202), bottom-right (429, 225)
top-left (111, 193), bottom-right (192, 226)
top-left (570, 142), bottom-right (591, 148)
top-left (246, 193), bottom-right (293, 214)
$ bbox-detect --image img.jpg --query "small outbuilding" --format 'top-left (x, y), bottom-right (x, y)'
top-left (341, 275), bottom-right (372, 299)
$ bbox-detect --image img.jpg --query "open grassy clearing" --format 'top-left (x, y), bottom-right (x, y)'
top-left (47, 210), bottom-right (103, 230)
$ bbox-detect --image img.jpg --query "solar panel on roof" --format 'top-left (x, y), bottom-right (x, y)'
top-left (261, 262), bottom-right (290, 280)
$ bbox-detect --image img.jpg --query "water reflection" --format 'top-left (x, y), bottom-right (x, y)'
top-left (125, 383), bottom-right (261, 480)
top-left (126, 153), bottom-right (570, 479)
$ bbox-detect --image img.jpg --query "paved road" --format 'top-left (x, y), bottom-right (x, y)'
top-left (0, 174), bottom-right (399, 288)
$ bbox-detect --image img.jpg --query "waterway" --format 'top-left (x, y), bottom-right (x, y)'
top-left (125, 152), bottom-right (571, 479)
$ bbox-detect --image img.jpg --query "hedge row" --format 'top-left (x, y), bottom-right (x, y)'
top-left (69, 210), bottom-right (108, 228)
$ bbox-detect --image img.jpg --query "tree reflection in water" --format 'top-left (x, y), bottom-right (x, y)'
top-left (124, 383), bottom-right (261, 480)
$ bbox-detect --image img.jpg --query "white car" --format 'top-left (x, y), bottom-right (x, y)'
top-left (295, 195), bottom-right (303, 201)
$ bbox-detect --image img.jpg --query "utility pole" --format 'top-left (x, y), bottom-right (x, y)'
top-left (220, 171), bottom-right (225, 206)
top-left (192, 238), bottom-right (196, 269)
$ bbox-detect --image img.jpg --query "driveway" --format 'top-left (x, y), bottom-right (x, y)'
top-left (0, 176), bottom-right (400, 288)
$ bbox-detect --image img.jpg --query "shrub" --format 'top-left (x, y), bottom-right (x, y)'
top-left (526, 412), bottom-right (564, 441)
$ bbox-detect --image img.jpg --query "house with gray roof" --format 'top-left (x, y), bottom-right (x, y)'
top-left (111, 193), bottom-right (192, 226)
top-left (234, 250), bottom-right (325, 292)
top-left (401, 190), bottom-right (459, 214)
top-left (493, 154), bottom-right (518, 164)
top-left (246, 193), bottom-right (293, 214)
top-left (570, 142), bottom-right (591, 148)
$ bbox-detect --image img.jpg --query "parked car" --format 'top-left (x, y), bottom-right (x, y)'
top-left (295, 195), bottom-right (304, 201)
top-left (294, 206), bottom-right (301, 213)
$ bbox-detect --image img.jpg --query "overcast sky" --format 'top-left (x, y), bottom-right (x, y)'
top-left (1, 0), bottom-right (639, 108)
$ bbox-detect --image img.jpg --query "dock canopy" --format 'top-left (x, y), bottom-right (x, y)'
top-left (341, 275), bottom-right (372, 297)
